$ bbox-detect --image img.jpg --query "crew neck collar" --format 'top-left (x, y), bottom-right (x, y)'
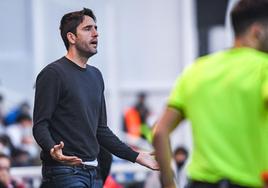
top-left (63, 56), bottom-right (87, 71)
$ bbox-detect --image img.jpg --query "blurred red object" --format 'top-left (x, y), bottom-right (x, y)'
top-left (261, 171), bottom-right (268, 181)
top-left (103, 175), bottom-right (123, 188)
top-left (261, 172), bottom-right (268, 188)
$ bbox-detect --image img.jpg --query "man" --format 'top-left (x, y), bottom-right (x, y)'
top-left (153, 0), bottom-right (268, 187)
top-left (0, 153), bottom-right (25, 188)
top-left (33, 8), bottom-right (158, 188)
top-left (123, 92), bottom-right (152, 141)
top-left (0, 154), bottom-right (10, 188)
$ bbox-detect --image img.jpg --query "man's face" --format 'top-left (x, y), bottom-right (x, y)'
top-left (174, 152), bottom-right (187, 170)
top-left (0, 157), bottom-right (10, 186)
top-left (74, 15), bottom-right (98, 58)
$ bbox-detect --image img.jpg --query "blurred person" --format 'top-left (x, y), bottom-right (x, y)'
top-left (173, 146), bottom-right (188, 172)
top-left (0, 95), bottom-right (5, 135)
top-left (144, 146), bottom-right (188, 188)
top-left (3, 102), bottom-right (30, 126)
top-left (10, 149), bottom-right (31, 167)
top-left (173, 146), bottom-right (188, 188)
top-left (0, 136), bottom-right (30, 167)
top-left (153, 0), bottom-right (268, 187)
top-left (0, 126), bottom-right (5, 136)
top-left (135, 92), bottom-right (152, 142)
top-left (0, 154), bottom-right (25, 188)
top-left (0, 135), bottom-right (14, 157)
top-left (0, 94), bottom-right (4, 126)
top-left (6, 114), bottom-right (38, 160)
top-left (123, 92), bottom-right (152, 141)
top-left (135, 92), bottom-right (150, 125)
top-left (33, 8), bottom-right (158, 188)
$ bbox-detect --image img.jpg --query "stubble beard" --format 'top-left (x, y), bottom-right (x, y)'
top-left (77, 45), bottom-right (98, 59)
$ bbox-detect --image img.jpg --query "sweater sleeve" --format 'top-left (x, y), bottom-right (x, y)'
top-left (97, 94), bottom-right (139, 163)
top-left (32, 67), bottom-right (61, 152)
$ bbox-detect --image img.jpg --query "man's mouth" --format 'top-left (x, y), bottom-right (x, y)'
top-left (91, 41), bottom-right (98, 46)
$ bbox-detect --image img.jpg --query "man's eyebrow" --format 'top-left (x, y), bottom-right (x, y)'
top-left (83, 25), bottom-right (98, 29)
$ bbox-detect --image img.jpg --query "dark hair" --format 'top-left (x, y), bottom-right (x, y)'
top-left (60, 8), bottom-right (96, 50)
top-left (16, 113), bottom-right (32, 123)
top-left (174, 146), bottom-right (188, 157)
top-left (231, 0), bottom-right (268, 36)
top-left (0, 153), bottom-right (9, 160)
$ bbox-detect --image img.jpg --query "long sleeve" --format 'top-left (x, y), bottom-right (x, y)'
top-left (33, 68), bottom-right (62, 152)
top-left (97, 94), bottom-right (139, 162)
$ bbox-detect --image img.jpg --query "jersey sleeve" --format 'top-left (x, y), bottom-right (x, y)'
top-left (167, 66), bottom-right (191, 113)
top-left (262, 63), bottom-right (268, 102)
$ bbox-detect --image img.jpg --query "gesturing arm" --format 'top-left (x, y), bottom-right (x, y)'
top-left (33, 67), bottom-right (82, 165)
top-left (153, 107), bottom-right (184, 188)
top-left (33, 68), bottom-right (60, 152)
top-left (97, 94), bottom-right (159, 170)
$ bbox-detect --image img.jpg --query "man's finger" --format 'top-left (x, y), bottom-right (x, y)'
top-left (67, 158), bottom-right (82, 164)
top-left (54, 141), bottom-right (64, 150)
top-left (60, 155), bottom-right (82, 162)
top-left (50, 148), bottom-right (54, 153)
top-left (62, 158), bottom-right (82, 165)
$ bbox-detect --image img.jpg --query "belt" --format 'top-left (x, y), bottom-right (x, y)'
top-left (188, 179), bottom-right (251, 188)
top-left (76, 163), bottom-right (97, 170)
top-left (43, 159), bottom-right (98, 170)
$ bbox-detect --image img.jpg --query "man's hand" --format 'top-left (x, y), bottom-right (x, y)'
top-left (50, 141), bottom-right (82, 165)
top-left (135, 151), bottom-right (159, 170)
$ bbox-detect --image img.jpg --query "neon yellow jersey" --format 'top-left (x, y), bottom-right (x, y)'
top-left (168, 48), bottom-right (268, 187)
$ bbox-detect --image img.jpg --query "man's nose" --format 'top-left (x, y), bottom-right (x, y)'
top-left (92, 28), bottom-right (98, 37)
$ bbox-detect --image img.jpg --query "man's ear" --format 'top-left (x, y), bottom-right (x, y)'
top-left (251, 23), bottom-right (264, 40)
top-left (67, 32), bottom-right (76, 45)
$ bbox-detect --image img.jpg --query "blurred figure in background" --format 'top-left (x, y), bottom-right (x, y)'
top-left (123, 92), bottom-right (152, 142)
top-left (0, 94), bottom-right (4, 128)
top-left (6, 114), bottom-right (38, 160)
top-left (3, 102), bottom-right (31, 127)
top-left (173, 146), bottom-right (188, 188)
top-left (0, 154), bottom-right (25, 188)
top-left (134, 92), bottom-right (150, 126)
top-left (153, 0), bottom-right (268, 187)
top-left (0, 135), bottom-right (14, 157)
top-left (144, 146), bottom-right (188, 188)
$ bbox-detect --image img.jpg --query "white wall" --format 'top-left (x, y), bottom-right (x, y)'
top-left (0, 0), bottom-right (33, 109)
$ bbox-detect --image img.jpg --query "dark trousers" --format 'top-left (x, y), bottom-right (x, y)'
top-left (186, 180), bottom-right (251, 188)
top-left (40, 165), bottom-right (103, 188)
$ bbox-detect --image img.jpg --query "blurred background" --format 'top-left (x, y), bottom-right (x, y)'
top-left (0, 0), bottom-right (237, 187)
